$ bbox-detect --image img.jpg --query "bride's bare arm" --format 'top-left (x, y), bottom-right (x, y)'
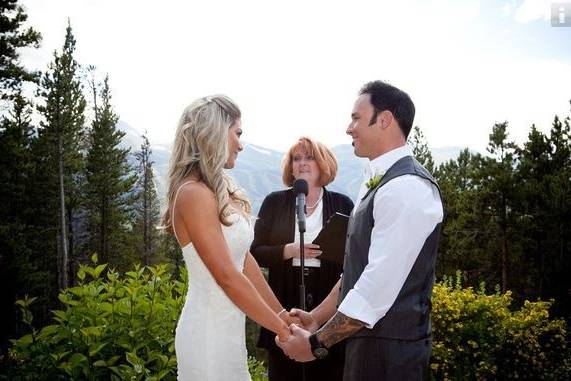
top-left (177, 183), bottom-right (290, 341)
top-left (243, 253), bottom-right (283, 313)
top-left (243, 253), bottom-right (302, 326)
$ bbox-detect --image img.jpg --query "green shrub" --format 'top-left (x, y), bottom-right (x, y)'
top-left (4, 257), bottom-right (184, 380)
top-left (431, 272), bottom-right (571, 380)
top-left (3, 258), bottom-right (269, 380)
top-left (4, 264), bottom-right (569, 381)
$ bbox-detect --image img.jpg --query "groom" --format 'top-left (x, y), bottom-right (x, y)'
top-left (276, 80), bottom-right (444, 380)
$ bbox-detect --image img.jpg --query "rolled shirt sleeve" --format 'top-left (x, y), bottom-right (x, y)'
top-left (338, 174), bottom-right (443, 328)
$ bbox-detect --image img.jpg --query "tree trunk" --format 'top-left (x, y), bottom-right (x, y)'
top-left (57, 134), bottom-right (69, 290)
top-left (103, 195), bottom-right (108, 263)
top-left (143, 154), bottom-right (150, 265)
top-left (67, 205), bottom-right (74, 286)
top-left (501, 197), bottom-right (508, 293)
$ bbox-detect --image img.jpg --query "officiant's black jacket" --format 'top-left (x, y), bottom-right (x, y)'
top-left (251, 187), bottom-right (353, 349)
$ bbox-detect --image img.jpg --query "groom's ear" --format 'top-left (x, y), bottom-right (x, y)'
top-left (378, 110), bottom-right (394, 130)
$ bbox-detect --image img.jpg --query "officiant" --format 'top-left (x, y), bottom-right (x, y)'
top-left (251, 137), bottom-right (354, 381)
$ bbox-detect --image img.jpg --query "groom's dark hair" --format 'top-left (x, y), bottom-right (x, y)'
top-left (359, 81), bottom-right (415, 139)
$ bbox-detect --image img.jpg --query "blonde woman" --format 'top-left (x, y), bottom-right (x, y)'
top-left (162, 95), bottom-right (292, 380)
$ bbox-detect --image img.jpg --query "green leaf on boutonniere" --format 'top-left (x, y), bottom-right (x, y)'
top-left (365, 173), bottom-right (384, 189)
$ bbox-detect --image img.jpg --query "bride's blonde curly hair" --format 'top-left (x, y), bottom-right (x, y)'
top-left (161, 95), bottom-right (251, 232)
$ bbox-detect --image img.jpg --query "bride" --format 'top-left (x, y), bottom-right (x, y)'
top-left (161, 95), bottom-right (293, 380)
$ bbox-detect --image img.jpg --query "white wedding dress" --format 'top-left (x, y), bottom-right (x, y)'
top-left (173, 183), bottom-right (254, 380)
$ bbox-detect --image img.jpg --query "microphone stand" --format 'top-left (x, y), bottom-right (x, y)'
top-left (293, 179), bottom-right (308, 381)
top-left (299, 210), bottom-right (306, 311)
top-left (298, 204), bottom-right (307, 381)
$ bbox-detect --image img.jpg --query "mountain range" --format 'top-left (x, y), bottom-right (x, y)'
top-left (119, 121), bottom-right (466, 213)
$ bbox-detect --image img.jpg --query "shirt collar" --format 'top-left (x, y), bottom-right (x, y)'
top-left (366, 144), bottom-right (413, 178)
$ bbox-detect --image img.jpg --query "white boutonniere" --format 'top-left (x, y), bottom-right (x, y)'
top-left (365, 170), bottom-right (385, 190)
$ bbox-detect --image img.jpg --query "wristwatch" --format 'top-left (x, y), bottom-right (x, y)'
top-left (309, 333), bottom-right (329, 359)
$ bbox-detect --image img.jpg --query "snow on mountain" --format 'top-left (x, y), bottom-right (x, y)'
top-left (118, 120), bottom-right (467, 213)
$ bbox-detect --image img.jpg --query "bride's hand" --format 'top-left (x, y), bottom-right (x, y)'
top-left (276, 324), bottom-right (291, 342)
top-left (289, 308), bottom-right (319, 333)
top-left (279, 309), bottom-right (301, 326)
top-left (283, 243), bottom-right (322, 260)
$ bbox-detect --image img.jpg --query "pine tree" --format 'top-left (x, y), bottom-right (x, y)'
top-left (0, 90), bottom-right (37, 346)
top-left (133, 134), bottom-right (161, 265)
top-left (478, 122), bottom-right (521, 292)
top-left (35, 22), bottom-right (86, 290)
top-left (0, 0), bottom-right (41, 100)
top-left (517, 125), bottom-right (552, 295)
top-left (0, 1), bottom-right (42, 345)
top-left (84, 75), bottom-right (135, 267)
top-left (409, 125), bottom-right (435, 172)
top-left (545, 112), bottom-right (571, 314)
top-left (0, 91), bottom-right (33, 218)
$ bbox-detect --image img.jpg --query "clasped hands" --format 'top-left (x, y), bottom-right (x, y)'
top-left (275, 308), bottom-right (320, 362)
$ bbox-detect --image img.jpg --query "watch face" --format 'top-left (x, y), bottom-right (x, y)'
top-left (314, 347), bottom-right (328, 359)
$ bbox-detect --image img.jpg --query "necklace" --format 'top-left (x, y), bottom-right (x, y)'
top-left (307, 188), bottom-right (324, 209)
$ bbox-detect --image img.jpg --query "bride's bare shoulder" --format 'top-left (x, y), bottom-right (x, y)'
top-left (175, 181), bottom-right (216, 212)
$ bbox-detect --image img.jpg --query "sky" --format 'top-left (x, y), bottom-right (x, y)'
top-left (18, 0), bottom-right (571, 152)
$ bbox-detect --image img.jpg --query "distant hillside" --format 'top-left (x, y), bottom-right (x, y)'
top-left (118, 120), bottom-right (467, 213)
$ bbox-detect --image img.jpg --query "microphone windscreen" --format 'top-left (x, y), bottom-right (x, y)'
top-left (293, 179), bottom-right (309, 196)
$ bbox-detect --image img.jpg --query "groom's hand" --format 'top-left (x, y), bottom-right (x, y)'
top-left (289, 308), bottom-right (319, 333)
top-left (280, 311), bottom-right (301, 327)
top-left (275, 324), bottom-right (315, 362)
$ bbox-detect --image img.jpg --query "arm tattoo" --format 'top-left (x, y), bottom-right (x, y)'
top-left (315, 311), bottom-right (366, 348)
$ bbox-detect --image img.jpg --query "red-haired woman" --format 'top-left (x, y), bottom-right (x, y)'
top-left (251, 137), bottom-right (354, 380)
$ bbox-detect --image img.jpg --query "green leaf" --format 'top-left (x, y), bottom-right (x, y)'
top-left (107, 355), bottom-right (121, 366)
top-left (126, 351), bottom-right (140, 366)
top-left (68, 287), bottom-right (85, 297)
top-left (58, 361), bottom-right (73, 376)
top-left (38, 324), bottom-right (58, 338)
top-left (68, 352), bottom-right (88, 368)
top-left (93, 264), bottom-right (107, 278)
top-left (100, 302), bottom-right (113, 314)
top-left (80, 326), bottom-right (102, 338)
top-left (16, 334), bottom-right (33, 345)
top-left (51, 351), bottom-right (70, 362)
top-left (93, 359), bottom-right (107, 367)
top-left (155, 369), bottom-right (173, 380)
top-left (89, 342), bottom-right (107, 357)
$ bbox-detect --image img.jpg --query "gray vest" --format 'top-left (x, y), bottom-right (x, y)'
top-left (340, 155), bottom-right (442, 340)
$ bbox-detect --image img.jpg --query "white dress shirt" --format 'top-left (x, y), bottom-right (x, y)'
top-left (337, 145), bottom-right (443, 328)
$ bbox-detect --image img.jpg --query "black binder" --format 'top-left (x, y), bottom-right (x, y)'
top-left (312, 212), bottom-right (350, 265)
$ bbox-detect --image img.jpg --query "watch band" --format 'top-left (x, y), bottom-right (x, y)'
top-left (309, 333), bottom-right (329, 359)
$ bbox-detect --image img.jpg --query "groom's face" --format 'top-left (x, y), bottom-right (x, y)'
top-left (346, 94), bottom-right (381, 159)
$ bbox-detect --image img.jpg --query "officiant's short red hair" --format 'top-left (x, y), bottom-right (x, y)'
top-left (282, 137), bottom-right (338, 187)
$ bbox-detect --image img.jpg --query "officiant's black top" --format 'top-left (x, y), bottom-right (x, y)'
top-left (251, 187), bottom-right (353, 378)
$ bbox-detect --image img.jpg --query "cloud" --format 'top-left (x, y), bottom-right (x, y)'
top-left (501, 0), bottom-right (519, 17)
top-left (514, 0), bottom-right (551, 23)
top-left (16, 0), bottom-right (571, 153)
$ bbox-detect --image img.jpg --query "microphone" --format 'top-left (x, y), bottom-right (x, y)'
top-left (293, 179), bottom-right (308, 233)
